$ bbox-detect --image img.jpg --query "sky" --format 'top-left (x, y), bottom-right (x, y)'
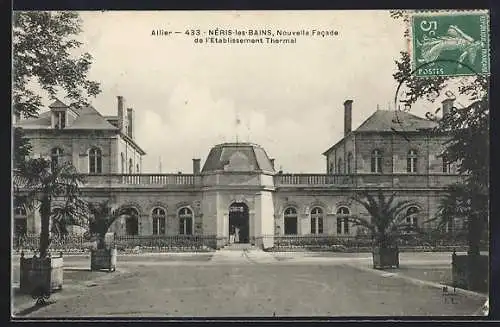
top-left (33, 10), bottom-right (444, 173)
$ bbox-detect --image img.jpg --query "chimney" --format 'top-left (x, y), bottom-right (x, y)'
top-left (441, 97), bottom-right (455, 118)
top-left (127, 108), bottom-right (134, 139)
top-left (344, 99), bottom-right (353, 136)
top-left (269, 158), bottom-right (275, 170)
top-left (117, 96), bottom-right (125, 132)
top-left (192, 158), bottom-right (201, 174)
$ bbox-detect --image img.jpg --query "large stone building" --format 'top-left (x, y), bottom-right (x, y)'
top-left (13, 96), bottom-right (461, 249)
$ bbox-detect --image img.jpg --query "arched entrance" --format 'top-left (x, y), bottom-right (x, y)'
top-left (121, 207), bottom-right (139, 236)
top-left (229, 202), bottom-right (249, 243)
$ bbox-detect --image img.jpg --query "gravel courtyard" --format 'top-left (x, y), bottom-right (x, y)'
top-left (11, 251), bottom-right (487, 318)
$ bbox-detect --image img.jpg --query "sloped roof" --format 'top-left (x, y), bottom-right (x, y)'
top-left (202, 143), bottom-right (275, 173)
top-left (322, 110), bottom-right (437, 155)
top-left (355, 110), bottom-right (437, 132)
top-left (48, 99), bottom-right (68, 109)
top-left (15, 111), bottom-right (52, 129)
top-left (15, 101), bottom-right (118, 131)
top-left (65, 105), bottom-right (118, 130)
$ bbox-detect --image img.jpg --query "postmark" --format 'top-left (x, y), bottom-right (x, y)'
top-left (410, 11), bottom-right (490, 77)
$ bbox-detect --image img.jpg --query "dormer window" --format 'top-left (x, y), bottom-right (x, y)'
top-left (55, 111), bottom-right (66, 129)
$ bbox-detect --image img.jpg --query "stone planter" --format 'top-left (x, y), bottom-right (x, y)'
top-left (90, 248), bottom-right (117, 272)
top-left (452, 253), bottom-right (488, 293)
top-left (19, 253), bottom-right (64, 294)
top-left (372, 247), bottom-right (399, 269)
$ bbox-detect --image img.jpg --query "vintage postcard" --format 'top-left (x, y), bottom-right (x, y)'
top-left (12, 10), bottom-right (490, 319)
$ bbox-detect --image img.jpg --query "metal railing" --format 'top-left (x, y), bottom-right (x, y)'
top-left (13, 233), bottom-right (218, 254)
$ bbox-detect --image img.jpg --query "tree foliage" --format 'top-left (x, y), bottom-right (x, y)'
top-left (390, 11), bottom-right (489, 256)
top-left (86, 201), bottom-right (136, 248)
top-left (13, 11), bottom-right (101, 119)
top-left (349, 189), bottom-right (417, 248)
top-left (14, 159), bottom-right (87, 257)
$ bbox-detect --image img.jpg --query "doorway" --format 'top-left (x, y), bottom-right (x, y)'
top-left (229, 202), bottom-right (249, 243)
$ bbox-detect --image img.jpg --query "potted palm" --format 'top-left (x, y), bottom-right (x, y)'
top-left (434, 183), bottom-right (489, 292)
top-left (13, 158), bottom-right (86, 295)
top-left (86, 201), bottom-right (135, 272)
top-left (349, 189), bottom-right (416, 269)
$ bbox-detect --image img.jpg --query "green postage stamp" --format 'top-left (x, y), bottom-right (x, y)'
top-left (411, 11), bottom-right (490, 77)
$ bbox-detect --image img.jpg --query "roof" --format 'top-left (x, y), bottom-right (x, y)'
top-left (202, 143), bottom-right (275, 173)
top-left (355, 110), bottom-right (437, 133)
top-left (49, 99), bottom-right (68, 109)
top-left (322, 110), bottom-right (438, 155)
top-left (16, 101), bottom-right (118, 131)
top-left (15, 100), bottom-right (147, 155)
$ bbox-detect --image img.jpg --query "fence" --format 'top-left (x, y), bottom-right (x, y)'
top-left (13, 234), bottom-right (218, 254)
top-left (13, 232), bottom-right (487, 254)
top-left (264, 232), bottom-right (487, 252)
top-left (114, 235), bottom-right (217, 252)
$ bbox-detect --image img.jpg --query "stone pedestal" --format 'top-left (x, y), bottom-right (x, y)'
top-left (90, 248), bottom-right (117, 272)
top-left (372, 247), bottom-right (399, 269)
top-left (19, 254), bottom-right (64, 294)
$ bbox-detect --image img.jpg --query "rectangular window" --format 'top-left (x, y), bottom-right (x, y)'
top-left (442, 157), bottom-right (451, 173)
top-left (56, 112), bottom-right (66, 128)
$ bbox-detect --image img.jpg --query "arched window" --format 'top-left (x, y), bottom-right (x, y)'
top-left (121, 153), bottom-right (125, 173)
top-left (89, 147), bottom-right (102, 173)
top-left (337, 158), bottom-right (343, 174)
top-left (128, 158), bottom-right (133, 174)
top-left (310, 207), bottom-right (324, 234)
top-left (442, 154), bottom-right (451, 173)
top-left (371, 149), bottom-right (382, 173)
top-left (179, 207), bottom-right (193, 235)
top-left (123, 208), bottom-right (139, 236)
top-left (347, 152), bottom-right (353, 174)
top-left (284, 207), bottom-right (298, 235)
top-left (337, 207), bottom-right (350, 234)
top-left (406, 206), bottom-right (419, 228)
top-left (152, 207), bottom-right (166, 235)
top-left (50, 147), bottom-right (63, 170)
top-left (407, 150), bottom-right (418, 173)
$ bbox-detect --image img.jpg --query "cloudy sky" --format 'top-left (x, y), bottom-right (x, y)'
top-left (39, 11), bottom-right (441, 173)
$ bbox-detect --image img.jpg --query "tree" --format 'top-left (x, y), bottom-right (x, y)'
top-left (349, 189), bottom-right (417, 249)
top-left (13, 11), bottom-right (100, 119)
top-left (12, 11), bottom-right (101, 167)
top-left (14, 159), bottom-right (87, 258)
top-left (86, 201), bottom-right (135, 249)
top-left (390, 11), bottom-right (489, 257)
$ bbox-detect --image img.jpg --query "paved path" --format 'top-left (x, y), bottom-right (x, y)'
top-left (11, 251), bottom-right (487, 318)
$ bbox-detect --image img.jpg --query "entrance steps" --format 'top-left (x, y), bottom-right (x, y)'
top-left (211, 243), bottom-right (277, 264)
top-left (221, 243), bottom-right (256, 251)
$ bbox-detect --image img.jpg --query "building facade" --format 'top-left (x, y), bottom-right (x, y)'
top-left (13, 96), bottom-right (462, 249)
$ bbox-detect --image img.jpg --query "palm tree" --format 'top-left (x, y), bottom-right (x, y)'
top-left (13, 158), bottom-right (87, 258)
top-left (349, 189), bottom-right (417, 250)
top-left (86, 201), bottom-right (135, 249)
